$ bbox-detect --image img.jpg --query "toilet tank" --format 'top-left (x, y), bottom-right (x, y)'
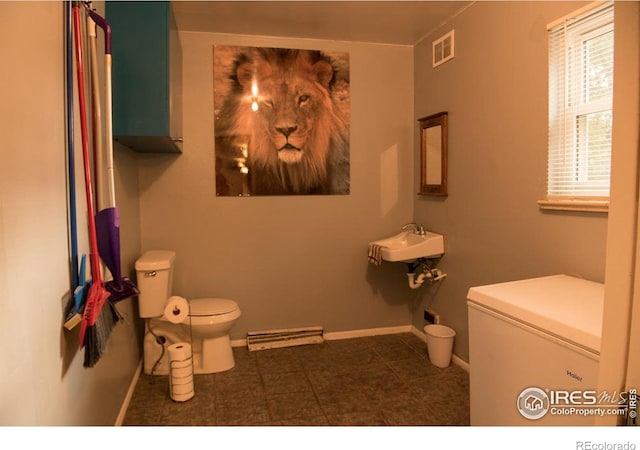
top-left (135, 250), bottom-right (176, 318)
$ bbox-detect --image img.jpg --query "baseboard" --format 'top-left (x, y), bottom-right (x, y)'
top-left (235, 325), bottom-right (470, 372)
top-left (451, 354), bottom-right (470, 372)
top-left (410, 324), bottom-right (428, 343)
top-left (410, 325), bottom-right (469, 373)
top-left (231, 325), bottom-right (413, 348)
top-left (233, 324), bottom-right (470, 373)
top-left (324, 325), bottom-right (412, 341)
top-left (115, 360), bottom-right (143, 426)
top-left (231, 338), bottom-right (247, 347)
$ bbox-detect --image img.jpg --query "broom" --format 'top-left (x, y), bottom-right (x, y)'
top-left (73, 2), bottom-right (117, 367)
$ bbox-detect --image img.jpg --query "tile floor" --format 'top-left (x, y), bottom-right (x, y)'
top-left (123, 332), bottom-right (470, 426)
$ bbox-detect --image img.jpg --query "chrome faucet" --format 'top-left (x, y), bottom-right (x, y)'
top-left (402, 222), bottom-right (426, 235)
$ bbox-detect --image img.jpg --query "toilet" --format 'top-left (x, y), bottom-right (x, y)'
top-left (135, 250), bottom-right (241, 375)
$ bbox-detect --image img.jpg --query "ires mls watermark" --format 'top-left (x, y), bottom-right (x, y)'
top-left (517, 386), bottom-right (637, 421)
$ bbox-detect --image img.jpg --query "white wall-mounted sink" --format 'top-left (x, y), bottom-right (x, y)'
top-left (369, 230), bottom-right (444, 262)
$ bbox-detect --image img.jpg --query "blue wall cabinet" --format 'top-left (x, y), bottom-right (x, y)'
top-left (106, 1), bottom-right (183, 153)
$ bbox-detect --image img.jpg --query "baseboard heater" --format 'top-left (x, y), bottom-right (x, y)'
top-left (246, 326), bottom-right (324, 351)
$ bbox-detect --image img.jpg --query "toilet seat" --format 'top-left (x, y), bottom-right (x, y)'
top-left (189, 298), bottom-right (238, 317)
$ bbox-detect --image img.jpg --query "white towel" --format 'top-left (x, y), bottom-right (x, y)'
top-left (368, 243), bottom-right (385, 266)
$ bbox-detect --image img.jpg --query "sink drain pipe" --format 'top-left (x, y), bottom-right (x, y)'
top-left (407, 271), bottom-right (428, 289)
top-left (406, 260), bottom-right (447, 289)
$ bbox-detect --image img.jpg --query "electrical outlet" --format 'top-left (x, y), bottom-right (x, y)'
top-left (424, 308), bottom-right (440, 324)
top-left (424, 308), bottom-right (437, 324)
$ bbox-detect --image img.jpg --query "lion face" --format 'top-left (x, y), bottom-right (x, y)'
top-left (236, 51), bottom-right (335, 166)
top-left (217, 48), bottom-right (349, 195)
top-left (258, 72), bottom-right (333, 165)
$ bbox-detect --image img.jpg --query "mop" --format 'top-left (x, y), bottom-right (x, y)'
top-left (83, 2), bottom-right (140, 303)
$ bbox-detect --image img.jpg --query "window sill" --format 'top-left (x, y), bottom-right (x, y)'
top-left (537, 198), bottom-right (609, 213)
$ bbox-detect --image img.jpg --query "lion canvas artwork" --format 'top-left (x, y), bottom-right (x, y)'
top-left (214, 46), bottom-right (350, 196)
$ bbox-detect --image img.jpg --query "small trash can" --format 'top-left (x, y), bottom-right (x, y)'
top-left (424, 324), bottom-right (456, 368)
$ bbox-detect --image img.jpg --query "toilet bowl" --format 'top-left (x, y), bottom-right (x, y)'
top-left (135, 250), bottom-right (241, 375)
top-left (187, 298), bottom-right (241, 373)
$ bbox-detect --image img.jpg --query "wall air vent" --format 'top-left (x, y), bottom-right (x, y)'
top-left (432, 30), bottom-right (455, 68)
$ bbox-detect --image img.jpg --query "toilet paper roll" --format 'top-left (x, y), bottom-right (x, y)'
top-left (168, 341), bottom-right (195, 402)
top-left (172, 381), bottom-right (194, 396)
top-left (170, 379), bottom-right (194, 402)
top-left (168, 342), bottom-right (192, 362)
top-left (170, 366), bottom-right (193, 378)
top-left (164, 296), bottom-right (189, 324)
top-left (170, 360), bottom-right (192, 371)
top-left (171, 391), bottom-right (194, 403)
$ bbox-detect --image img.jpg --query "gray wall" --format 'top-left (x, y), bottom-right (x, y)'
top-left (412, 1), bottom-right (609, 361)
top-left (138, 32), bottom-right (417, 338)
top-left (0, 1), bottom-right (142, 425)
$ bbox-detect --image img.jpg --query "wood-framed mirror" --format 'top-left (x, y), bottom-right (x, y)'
top-left (418, 112), bottom-right (448, 196)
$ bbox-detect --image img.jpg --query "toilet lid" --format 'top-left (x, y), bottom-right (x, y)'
top-left (189, 298), bottom-right (238, 316)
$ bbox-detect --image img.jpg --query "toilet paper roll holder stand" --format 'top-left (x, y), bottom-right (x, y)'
top-left (169, 342), bottom-right (195, 402)
top-left (169, 299), bottom-right (195, 402)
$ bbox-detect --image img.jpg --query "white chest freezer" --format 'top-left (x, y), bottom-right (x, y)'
top-left (467, 274), bottom-right (604, 425)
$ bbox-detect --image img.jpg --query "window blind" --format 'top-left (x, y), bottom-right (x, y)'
top-left (547, 1), bottom-right (614, 200)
